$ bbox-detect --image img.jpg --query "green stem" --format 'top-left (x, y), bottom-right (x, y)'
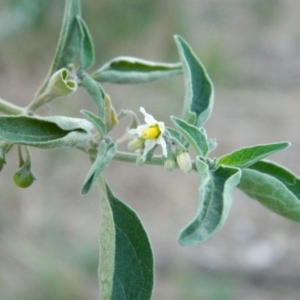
top-left (26, 93), bottom-right (54, 114)
top-left (113, 150), bottom-right (197, 170)
top-left (113, 151), bottom-right (164, 166)
top-left (0, 97), bottom-right (24, 115)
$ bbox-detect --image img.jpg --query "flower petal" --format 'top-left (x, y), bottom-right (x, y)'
top-left (157, 121), bottom-right (165, 134)
top-left (157, 135), bottom-right (168, 157)
top-left (143, 139), bottom-right (156, 159)
top-left (129, 124), bottom-right (149, 136)
top-left (140, 107), bottom-right (157, 125)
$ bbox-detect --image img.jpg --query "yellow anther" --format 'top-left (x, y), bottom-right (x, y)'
top-left (141, 125), bottom-right (161, 139)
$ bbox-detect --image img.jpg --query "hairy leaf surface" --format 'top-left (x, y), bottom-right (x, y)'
top-left (81, 141), bottom-right (116, 195)
top-left (238, 168), bottom-right (300, 222)
top-left (98, 180), bottom-right (154, 300)
top-left (77, 16), bottom-right (94, 70)
top-left (178, 158), bottom-right (241, 245)
top-left (218, 142), bottom-right (290, 168)
top-left (171, 116), bottom-right (209, 156)
top-left (174, 35), bottom-right (214, 127)
top-left (0, 115), bottom-right (93, 149)
top-left (92, 56), bottom-right (182, 84)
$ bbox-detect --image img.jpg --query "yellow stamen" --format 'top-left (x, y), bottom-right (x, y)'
top-left (141, 125), bottom-right (161, 139)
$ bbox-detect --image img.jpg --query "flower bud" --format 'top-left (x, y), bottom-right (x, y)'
top-left (13, 165), bottom-right (36, 188)
top-left (128, 138), bottom-right (144, 151)
top-left (164, 157), bottom-right (176, 172)
top-left (176, 151), bottom-right (192, 173)
top-left (104, 94), bottom-right (118, 131)
top-left (46, 68), bottom-right (77, 97)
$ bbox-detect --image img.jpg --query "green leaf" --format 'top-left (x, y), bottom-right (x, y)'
top-left (92, 56), bottom-right (182, 84)
top-left (81, 110), bottom-right (106, 136)
top-left (0, 115), bottom-right (93, 149)
top-left (174, 35), bottom-right (214, 127)
top-left (249, 160), bottom-right (300, 199)
top-left (50, 0), bottom-right (81, 74)
top-left (178, 158), bottom-right (241, 245)
top-left (97, 177), bottom-right (116, 300)
top-left (35, 0), bottom-right (81, 96)
top-left (98, 179), bottom-right (154, 300)
top-left (218, 142), bottom-right (290, 168)
top-left (171, 116), bottom-right (209, 156)
top-left (80, 73), bottom-right (105, 118)
top-left (238, 167), bottom-right (300, 222)
top-left (76, 16), bottom-right (95, 70)
top-left (81, 141), bottom-right (116, 195)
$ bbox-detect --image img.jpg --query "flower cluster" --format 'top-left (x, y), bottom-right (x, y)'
top-left (128, 107), bottom-right (167, 160)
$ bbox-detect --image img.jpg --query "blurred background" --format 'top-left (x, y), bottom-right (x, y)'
top-left (1, 0), bottom-right (300, 299)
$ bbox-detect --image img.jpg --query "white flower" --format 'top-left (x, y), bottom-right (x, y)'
top-left (129, 107), bottom-right (167, 160)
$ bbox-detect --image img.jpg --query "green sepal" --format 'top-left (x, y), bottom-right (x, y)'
top-left (218, 142), bottom-right (290, 168)
top-left (238, 164), bottom-right (300, 222)
top-left (0, 115), bottom-right (93, 150)
top-left (81, 141), bottom-right (116, 195)
top-left (166, 127), bottom-right (184, 145)
top-left (98, 179), bottom-right (154, 300)
top-left (0, 142), bottom-right (9, 171)
top-left (171, 116), bottom-right (209, 156)
top-left (178, 158), bottom-right (241, 245)
top-left (92, 56), bottom-right (182, 84)
top-left (79, 73), bottom-right (105, 118)
top-left (76, 16), bottom-right (95, 70)
top-left (81, 110), bottom-right (106, 136)
top-left (174, 35), bottom-right (214, 127)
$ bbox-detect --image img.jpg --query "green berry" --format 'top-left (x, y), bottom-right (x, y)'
top-left (13, 166), bottom-right (36, 188)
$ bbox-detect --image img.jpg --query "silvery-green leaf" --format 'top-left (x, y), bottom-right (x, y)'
top-left (171, 116), bottom-right (209, 156)
top-left (248, 160), bottom-right (300, 199)
top-left (97, 179), bottom-right (154, 300)
top-left (238, 167), bottom-right (300, 222)
top-left (36, 0), bottom-right (81, 95)
top-left (174, 35), bottom-right (214, 127)
top-left (81, 141), bottom-right (115, 195)
top-left (76, 16), bottom-right (95, 70)
top-left (178, 158), bottom-right (241, 245)
top-left (81, 110), bottom-right (106, 136)
top-left (80, 73), bottom-right (105, 118)
top-left (218, 142), bottom-right (290, 168)
top-left (92, 56), bottom-right (182, 84)
top-left (0, 115), bottom-right (93, 150)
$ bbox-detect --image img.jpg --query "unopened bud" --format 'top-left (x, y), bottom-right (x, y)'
top-left (164, 157), bottom-right (176, 172)
top-left (104, 94), bottom-right (118, 131)
top-left (176, 151), bottom-right (192, 173)
top-left (128, 138), bottom-right (144, 151)
top-left (46, 68), bottom-right (77, 97)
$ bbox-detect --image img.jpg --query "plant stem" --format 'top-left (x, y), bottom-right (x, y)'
top-left (0, 97), bottom-right (24, 115)
top-left (26, 93), bottom-right (53, 114)
top-left (113, 151), bottom-right (197, 170)
top-left (113, 151), bottom-right (164, 166)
